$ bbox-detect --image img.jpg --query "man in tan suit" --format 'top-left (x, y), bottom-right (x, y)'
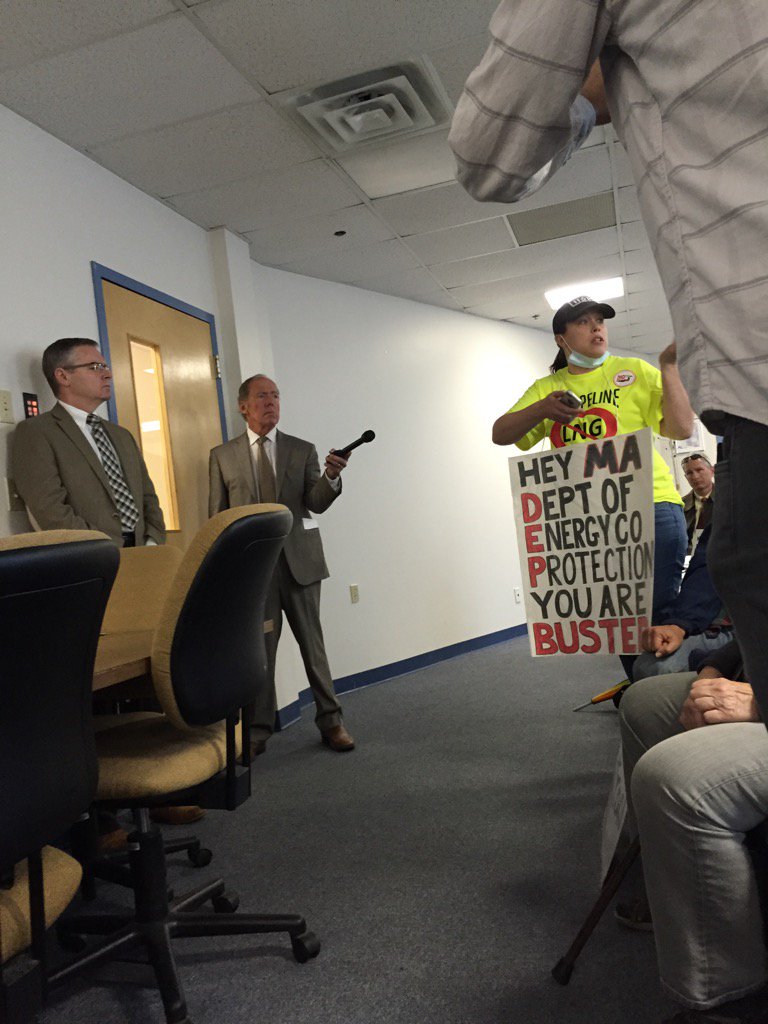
top-left (209, 374), bottom-right (354, 754)
top-left (13, 337), bottom-right (165, 547)
top-left (13, 338), bottom-right (203, 831)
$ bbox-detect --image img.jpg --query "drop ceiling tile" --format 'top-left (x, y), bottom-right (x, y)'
top-left (449, 252), bottom-right (623, 309)
top-left (627, 288), bottom-right (669, 312)
top-left (0, 16), bottom-right (259, 147)
top-left (279, 238), bottom-right (420, 285)
top-left (338, 129), bottom-right (457, 200)
top-left (0, 0), bottom-right (174, 72)
top-left (464, 296), bottom-right (528, 320)
top-left (620, 222), bottom-right (651, 253)
top-left (617, 186), bottom-right (642, 223)
top-left (246, 206), bottom-right (394, 265)
top-left (166, 160), bottom-right (362, 231)
top-left (403, 219), bottom-right (515, 265)
top-left (195, 0), bottom-right (500, 93)
top-left (627, 268), bottom-right (662, 293)
top-left (501, 146), bottom-right (613, 214)
top-left (353, 266), bottom-right (454, 303)
top-left (624, 249), bottom-right (659, 275)
top-left (89, 101), bottom-right (317, 196)
top-left (372, 181), bottom-right (512, 235)
top-left (425, 33), bottom-right (491, 104)
top-left (430, 228), bottom-right (620, 289)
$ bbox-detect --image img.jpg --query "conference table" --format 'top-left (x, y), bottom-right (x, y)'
top-left (93, 631), bottom-right (152, 691)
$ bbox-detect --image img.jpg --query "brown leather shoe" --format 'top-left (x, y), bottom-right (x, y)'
top-left (321, 724), bottom-right (355, 752)
top-left (97, 827), bottom-right (129, 854)
top-left (149, 805), bottom-right (205, 826)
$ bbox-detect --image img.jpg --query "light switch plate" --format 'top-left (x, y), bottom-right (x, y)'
top-left (0, 390), bottom-right (13, 424)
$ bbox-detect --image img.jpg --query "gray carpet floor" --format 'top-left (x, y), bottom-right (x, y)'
top-left (42, 636), bottom-right (674, 1023)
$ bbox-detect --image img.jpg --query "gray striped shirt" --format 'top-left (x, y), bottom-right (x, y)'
top-left (448, 0), bottom-right (768, 429)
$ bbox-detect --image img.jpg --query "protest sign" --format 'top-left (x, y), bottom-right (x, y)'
top-left (509, 428), bottom-right (655, 656)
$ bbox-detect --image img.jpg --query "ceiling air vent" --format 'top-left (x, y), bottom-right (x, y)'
top-left (275, 61), bottom-right (451, 154)
top-left (507, 192), bottom-right (617, 245)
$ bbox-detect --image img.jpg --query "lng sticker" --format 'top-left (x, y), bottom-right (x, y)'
top-left (508, 428), bottom-right (655, 657)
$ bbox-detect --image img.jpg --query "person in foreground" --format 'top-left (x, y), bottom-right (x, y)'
top-left (449, 0), bottom-right (768, 718)
top-left (620, 640), bottom-right (768, 1023)
top-left (209, 374), bottom-right (354, 755)
top-left (493, 296), bottom-right (693, 626)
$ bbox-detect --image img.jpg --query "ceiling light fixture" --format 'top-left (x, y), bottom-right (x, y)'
top-left (544, 277), bottom-right (624, 311)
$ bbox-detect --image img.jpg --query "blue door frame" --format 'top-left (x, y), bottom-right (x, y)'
top-left (90, 262), bottom-right (228, 441)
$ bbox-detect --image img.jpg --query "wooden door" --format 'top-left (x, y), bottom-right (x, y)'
top-left (101, 281), bottom-right (223, 551)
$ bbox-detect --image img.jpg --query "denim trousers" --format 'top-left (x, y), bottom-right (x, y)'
top-left (621, 501), bottom-right (687, 677)
top-left (620, 674), bottom-right (768, 1009)
top-left (708, 415), bottom-right (768, 721)
top-left (632, 627), bottom-right (734, 683)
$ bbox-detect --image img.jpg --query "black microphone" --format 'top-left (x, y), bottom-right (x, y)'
top-left (334, 430), bottom-right (375, 458)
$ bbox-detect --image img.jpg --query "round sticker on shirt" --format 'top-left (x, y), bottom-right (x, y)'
top-left (614, 370), bottom-right (636, 387)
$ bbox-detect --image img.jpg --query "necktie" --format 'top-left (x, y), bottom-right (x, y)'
top-left (256, 436), bottom-right (276, 503)
top-left (86, 414), bottom-right (140, 532)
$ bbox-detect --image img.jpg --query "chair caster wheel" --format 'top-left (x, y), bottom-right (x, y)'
top-left (187, 847), bottom-right (212, 867)
top-left (211, 891), bottom-right (239, 914)
top-left (551, 958), bottom-right (573, 985)
top-left (291, 931), bottom-right (321, 963)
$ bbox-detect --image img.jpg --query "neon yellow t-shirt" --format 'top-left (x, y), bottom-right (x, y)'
top-left (507, 355), bottom-right (682, 507)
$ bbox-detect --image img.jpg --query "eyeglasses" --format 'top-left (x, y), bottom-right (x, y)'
top-left (63, 362), bottom-right (110, 373)
top-left (681, 454), bottom-right (711, 467)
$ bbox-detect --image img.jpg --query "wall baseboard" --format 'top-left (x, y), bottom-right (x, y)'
top-left (274, 623), bottom-right (528, 731)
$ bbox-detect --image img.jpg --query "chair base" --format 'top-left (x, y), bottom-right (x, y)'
top-left (52, 824), bottom-right (320, 1023)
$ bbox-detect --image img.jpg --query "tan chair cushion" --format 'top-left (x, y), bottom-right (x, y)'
top-left (0, 530), bottom-right (110, 552)
top-left (94, 713), bottom-right (242, 800)
top-left (0, 847), bottom-right (81, 964)
top-left (100, 546), bottom-right (184, 636)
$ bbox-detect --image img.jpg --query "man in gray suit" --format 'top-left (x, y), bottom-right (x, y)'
top-left (13, 337), bottom-right (165, 547)
top-left (209, 374), bottom-right (354, 754)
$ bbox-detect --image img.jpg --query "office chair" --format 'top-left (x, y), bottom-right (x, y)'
top-left (55, 506), bottom-right (320, 1024)
top-left (0, 530), bottom-right (119, 1021)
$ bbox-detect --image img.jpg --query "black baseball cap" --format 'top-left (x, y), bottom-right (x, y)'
top-left (552, 295), bottom-right (616, 335)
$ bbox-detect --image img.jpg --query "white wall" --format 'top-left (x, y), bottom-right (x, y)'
top-left (0, 103), bottom-right (233, 536)
top-left (247, 267), bottom-right (554, 694)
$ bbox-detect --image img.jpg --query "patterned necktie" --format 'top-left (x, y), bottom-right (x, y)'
top-left (86, 414), bottom-right (140, 532)
top-left (256, 436), bottom-right (276, 503)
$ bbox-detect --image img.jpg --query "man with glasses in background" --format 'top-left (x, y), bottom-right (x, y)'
top-left (12, 337), bottom-right (165, 547)
top-left (681, 454), bottom-right (715, 556)
top-left (12, 339), bottom-right (205, 836)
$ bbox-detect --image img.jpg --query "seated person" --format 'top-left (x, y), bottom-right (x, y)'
top-left (633, 525), bottom-right (732, 683)
top-left (619, 639), bottom-right (768, 1022)
top-left (681, 452), bottom-right (715, 556)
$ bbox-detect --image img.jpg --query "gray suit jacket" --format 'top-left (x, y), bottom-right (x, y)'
top-left (208, 429), bottom-right (340, 585)
top-left (12, 403), bottom-right (166, 545)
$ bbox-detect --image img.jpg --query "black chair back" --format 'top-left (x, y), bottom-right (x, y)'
top-left (160, 508), bottom-right (292, 728)
top-left (0, 535), bottom-right (119, 869)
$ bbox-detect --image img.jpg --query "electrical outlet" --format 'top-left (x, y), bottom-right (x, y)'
top-left (349, 584), bottom-right (359, 604)
top-left (0, 390), bottom-right (13, 425)
top-left (513, 587), bottom-right (522, 604)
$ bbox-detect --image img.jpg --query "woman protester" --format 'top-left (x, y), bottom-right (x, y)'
top-left (493, 295), bottom-right (694, 628)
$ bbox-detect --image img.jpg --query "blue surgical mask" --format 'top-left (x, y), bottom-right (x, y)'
top-left (567, 349), bottom-right (610, 369)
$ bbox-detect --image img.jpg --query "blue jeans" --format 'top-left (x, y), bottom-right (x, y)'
top-left (621, 501), bottom-right (687, 676)
top-left (632, 627), bottom-right (734, 683)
